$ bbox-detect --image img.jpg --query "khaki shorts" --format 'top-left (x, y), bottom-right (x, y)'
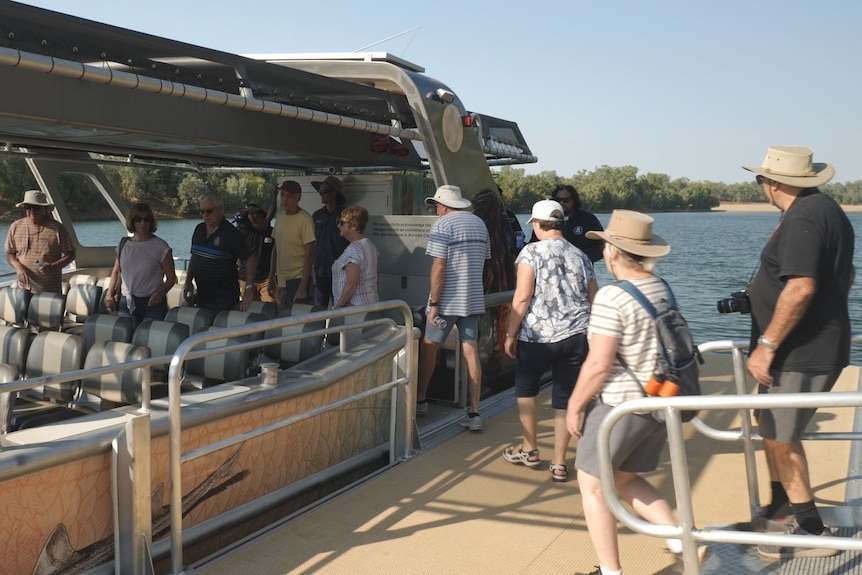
top-left (756, 370), bottom-right (840, 443)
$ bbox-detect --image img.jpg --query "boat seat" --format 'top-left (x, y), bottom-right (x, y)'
top-left (81, 314), bottom-right (134, 354)
top-left (0, 324), bottom-right (33, 379)
top-left (0, 286), bottom-right (31, 327)
top-left (63, 284), bottom-right (103, 332)
top-left (26, 292), bottom-right (66, 332)
top-left (0, 363), bottom-right (21, 434)
top-left (79, 341), bottom-right (151, 410)
top-left (131, 320), bottom-right (188, 383)
top-left (96, 277), bottom-right (112, 314)
top-left (325, 311), bottom-right (377, 348)
top-left (10, 331), bottom-right (86, 430)
top-left (213, 310), bottom-right (268, 340)
top-left (261, 319), bottom-right (326, 369)
top-left (68, 273), bottom-right (98, 286)
top-left (184, 328), bottom-right (249, 387)
top-left (279, 302), bottom-right (325, 317)
top-left (165, 306), bottom-right (214, 335)
top-left (246, 300), bottom-right (278, 320)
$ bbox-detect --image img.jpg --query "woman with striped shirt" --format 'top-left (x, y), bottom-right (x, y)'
top-left (566, 210), bottom-right (686, 575)
top-left (331, 206), bottom-right (378, 308)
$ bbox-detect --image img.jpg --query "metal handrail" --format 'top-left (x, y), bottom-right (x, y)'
top-left (597, 333), bottom-right (862, 574)
top-left (166, 300), bottom-right (415, 574)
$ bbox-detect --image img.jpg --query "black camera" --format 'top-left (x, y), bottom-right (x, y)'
top-left (716, 290), bottom-right (751, 314)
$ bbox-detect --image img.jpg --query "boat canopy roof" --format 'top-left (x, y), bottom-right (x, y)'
top-left (0, 1), bottom-right (535, 174)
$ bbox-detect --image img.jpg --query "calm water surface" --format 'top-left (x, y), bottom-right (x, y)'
top-left (2, 212), bottom-right (861, 361)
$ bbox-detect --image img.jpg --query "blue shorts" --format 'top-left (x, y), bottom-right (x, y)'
top-left (424, 314), bottom-right (480, 344)
top-left (756, 370), bottom-right (840, 442)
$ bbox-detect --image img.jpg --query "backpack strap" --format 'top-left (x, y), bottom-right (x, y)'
top-left (614, 277), bottom-right (673, 398)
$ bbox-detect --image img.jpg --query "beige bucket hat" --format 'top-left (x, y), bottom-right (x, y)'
top-left (425, 185), bottom-right (472, 209)
top-left (16, 189), bottom-right (54, 209)
top-left (586, 210), bottom-right (670, 258)
top-left (743, 145), bottom-right (834, 188)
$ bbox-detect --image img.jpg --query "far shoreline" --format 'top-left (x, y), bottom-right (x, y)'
top-left (715, 202), bottom-right (862, 213)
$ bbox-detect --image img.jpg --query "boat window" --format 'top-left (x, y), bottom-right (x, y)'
top-left (56, 172), bottom-right (125, 246)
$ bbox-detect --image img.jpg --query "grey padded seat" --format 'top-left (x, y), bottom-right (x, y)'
top-left (26, 292), bottom-right (66, 332)
top-left (0, 324), bottom-right (33, 378)
top-left (0, 286), bottom-right (31, 327)
top-left (81, 314), bottom-right (135, 354)
top-left (24, 331), bottom-right (85, 403)
top-left (63, 284), bottom-right (104, 332)
top-left (131, 320), bottom-right (189, 383)
top-left (246, 300), bottom-right (278, 320)
top-left (185, 328), bottom-right (249, 387)
top-left (68, 273), bottom-right (98, 286)
top-left (0, 326), bottom-right (33, 433)
top-left (165, 306), bottom-right (215, 336)
top-left (262, 316), bottom-right (326, 369)
top-left (80, 341), bottom-right (151, 409)
top-left (325, 311), bottom-right (376, 348)
top-left (213, 310), bottom-right (267, 339)
top-left (0, 363), bottom-right (21, 434)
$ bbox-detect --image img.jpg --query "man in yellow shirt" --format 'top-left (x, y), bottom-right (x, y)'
top-left (268, 180), bottom-right (315, 306)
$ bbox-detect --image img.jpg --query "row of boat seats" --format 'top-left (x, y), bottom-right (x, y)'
top-left (0, 285), bottom-right (104, 333)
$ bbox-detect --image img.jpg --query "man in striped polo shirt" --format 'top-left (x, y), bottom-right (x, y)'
top-left (184, 191), bottom-right (257, 313)
top-left (416, 185), bottom-right (491, 431)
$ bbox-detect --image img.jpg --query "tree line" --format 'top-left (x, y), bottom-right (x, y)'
top-left (2, 155), bottom-right (861, 220)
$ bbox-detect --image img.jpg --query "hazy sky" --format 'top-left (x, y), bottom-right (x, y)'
top-left (18, 0), bottom-right (862, 183)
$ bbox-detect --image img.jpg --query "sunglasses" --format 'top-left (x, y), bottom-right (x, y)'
top-left (756, 175), bottom-right (771, 185)
top-left (555, 196), bottom-right (574, 204)
top-left (337, 220), bottom-right (348, 227)
top-left (318, 188), bottom-right (334, 195)
top-left (199, 208), bottom-right (217, 215)
top-left (132, 216), bottom-right (153, 223)
top-left (24, 206), bottom-right (46, 212)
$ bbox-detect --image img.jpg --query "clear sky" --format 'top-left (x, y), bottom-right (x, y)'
top-left (18, 0), bottom-right (862, 184)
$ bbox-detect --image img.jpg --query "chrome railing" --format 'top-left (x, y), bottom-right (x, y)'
top-left (597, 334), bottom-right (862, 574)
top-left (165, 301), bottom-right (416, 574)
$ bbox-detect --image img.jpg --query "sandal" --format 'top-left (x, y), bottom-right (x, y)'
top-left (502, 445), bottom-right (541, 467)
top-left (549, 463), bottom-right (569, 482)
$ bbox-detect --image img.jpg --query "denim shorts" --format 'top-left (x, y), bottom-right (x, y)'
top-left (424, 314), bottom-right (480, 344)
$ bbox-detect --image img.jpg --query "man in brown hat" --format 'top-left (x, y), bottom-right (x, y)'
top-left (268, 180), bottom-right (315, 306)
top-left (311, 175), bottom-right (349, 307)
top-left (743, 146), bottom-right (854, 558)
top-left (5, 189), bottom-right (76, 293)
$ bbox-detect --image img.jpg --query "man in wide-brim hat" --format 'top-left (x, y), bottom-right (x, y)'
top-left (742, 146), bottom-right (854, 558)
top-left (5, 189), bottom-right (76, 293)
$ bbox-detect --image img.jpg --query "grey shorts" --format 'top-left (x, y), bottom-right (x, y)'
top-left (756, 370), bottom-right (840, 443)
top-left (575, 399), bottom-right (667, 478)
top-left (424, 314), bottom-right (480, 344)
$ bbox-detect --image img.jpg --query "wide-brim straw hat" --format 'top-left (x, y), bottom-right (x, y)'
top-left (743, 145), bottom-right (834, 188)
top-left (586, 209), bottom-right (670, 258)
top-left (311, 175), bottom-right (343, 194)
top-left (16, 189), bottom-right (54, 209)
top-left (425, 185), bottom-right (472, 209)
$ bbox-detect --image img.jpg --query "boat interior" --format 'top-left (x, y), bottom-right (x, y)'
top-left (0, 2), bottom-right (861, 575)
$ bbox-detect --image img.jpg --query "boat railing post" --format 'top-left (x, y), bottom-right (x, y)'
top-left (112, 413), bottom-right (154, 575)
top-left (732, 344), bottom-right (761, 524)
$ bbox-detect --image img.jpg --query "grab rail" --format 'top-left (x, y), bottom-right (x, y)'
top-left (597, 333), bottom-right (862, 574)
top-left (165, 300), bottom-right (416, 574)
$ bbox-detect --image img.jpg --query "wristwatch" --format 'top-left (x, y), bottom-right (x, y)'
top-left (757, 335), bottom-right (779, 351)
top-left (244, 285), bottom-right (254, 291)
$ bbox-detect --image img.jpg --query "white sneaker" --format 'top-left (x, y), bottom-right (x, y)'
top-left (415, 401), bottom-right (429, 416)
top-left (460, 413), bottom-right (482, 431)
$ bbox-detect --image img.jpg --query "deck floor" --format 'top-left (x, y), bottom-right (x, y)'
top-left (189, 359), bottom-right (860, 575)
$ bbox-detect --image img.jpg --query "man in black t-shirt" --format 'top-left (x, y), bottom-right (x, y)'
top-left (236, 204), bottom-right (275, 302)
top-left (743, 146), bottom-right (854, 558)
top-left (529, 185), bottom-right (604, 262)
top-left (185, 191), bottom-right (256, 313)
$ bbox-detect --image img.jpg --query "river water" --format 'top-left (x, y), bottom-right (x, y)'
top-left (2, 211), bottom-right (861, 361)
